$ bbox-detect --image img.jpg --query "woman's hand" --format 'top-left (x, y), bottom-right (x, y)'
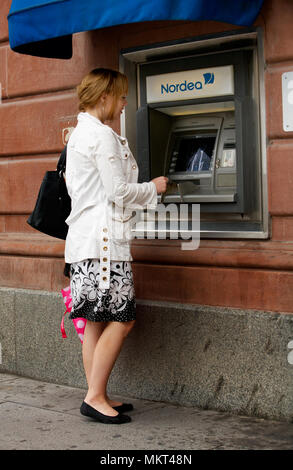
top-left (151, 176), bottom-right (169, 194)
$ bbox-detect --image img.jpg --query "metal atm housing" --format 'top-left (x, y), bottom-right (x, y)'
top-left (121, 31), bottom-right (266, 238)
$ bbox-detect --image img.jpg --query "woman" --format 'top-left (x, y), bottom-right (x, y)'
top-left (64, 68), bottom-right (168, 424)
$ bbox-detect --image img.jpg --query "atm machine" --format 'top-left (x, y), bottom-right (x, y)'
top-left (122, 39), bottom-right (264, 238)
top-left (145, 103), bottom-right (237, 205)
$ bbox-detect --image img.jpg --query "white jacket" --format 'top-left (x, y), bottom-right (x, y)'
top-left (64, 112), bottom-right (157, 289)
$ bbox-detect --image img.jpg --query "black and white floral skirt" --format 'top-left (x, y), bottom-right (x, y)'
top-left (69, 259), bottom-right (136, 322)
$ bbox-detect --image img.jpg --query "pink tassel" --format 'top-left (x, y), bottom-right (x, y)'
top-left (61, 286), bottom-right (86, 343)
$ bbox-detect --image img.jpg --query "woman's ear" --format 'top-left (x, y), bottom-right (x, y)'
top-left (100, 92), bottom-right (108, 104)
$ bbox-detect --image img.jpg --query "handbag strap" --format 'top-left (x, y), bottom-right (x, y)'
top-left (60, 309), bottom-right (68, 338)
top-left (57, 145), bottom-right (67, 176)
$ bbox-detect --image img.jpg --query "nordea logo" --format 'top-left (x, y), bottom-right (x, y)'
top-left (161, 72), bottom-right (215, 95)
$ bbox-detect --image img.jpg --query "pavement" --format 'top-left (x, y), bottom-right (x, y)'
top-left (1, 372), bottom-right (293, 451)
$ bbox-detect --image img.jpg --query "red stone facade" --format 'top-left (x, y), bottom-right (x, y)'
top-left (1, 0), bottom-right (293, 313)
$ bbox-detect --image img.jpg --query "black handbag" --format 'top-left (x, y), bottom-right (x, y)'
top-left (27, 145), bottom-right (71, 240)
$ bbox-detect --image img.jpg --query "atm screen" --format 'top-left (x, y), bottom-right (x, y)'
top-left (173, 134), bottom-right (216, 173)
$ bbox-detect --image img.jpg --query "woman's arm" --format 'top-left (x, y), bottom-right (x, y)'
top-left (94, 134), bottom-right (158, 210)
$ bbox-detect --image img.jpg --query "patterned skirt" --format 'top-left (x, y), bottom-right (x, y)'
top-left (69, 259), bottom-right (136, 322)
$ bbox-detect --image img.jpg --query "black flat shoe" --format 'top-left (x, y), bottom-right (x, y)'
top-left (113, 403), bottom-right (134, 413)
top-left (80, 401), bottom-right (131, 424)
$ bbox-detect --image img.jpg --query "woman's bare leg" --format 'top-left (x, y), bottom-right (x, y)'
top-left (82, 320), bottom-right (131, 407)
top-left (82, 320), bottom-right (128, 406)
top-left (84, 320), bottom-right (135, 416)
top-left (82, 320), bottom-right (106, 386)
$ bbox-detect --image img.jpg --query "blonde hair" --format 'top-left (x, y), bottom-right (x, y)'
top-left (77, 68), bottom-right (128, 120)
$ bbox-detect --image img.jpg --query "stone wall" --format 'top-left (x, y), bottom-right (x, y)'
top-left (1, 286), bottom-right (293, 421)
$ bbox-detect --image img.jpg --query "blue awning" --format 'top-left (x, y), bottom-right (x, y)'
top-left (8, 0), bottom-right (264, 59)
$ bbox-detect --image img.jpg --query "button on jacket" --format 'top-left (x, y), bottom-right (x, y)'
top-left (64, 112), bottom-right (157, 289)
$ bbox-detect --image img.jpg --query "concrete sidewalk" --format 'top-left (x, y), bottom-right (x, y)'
top-left (0, 372), bottom-right (293, 450)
